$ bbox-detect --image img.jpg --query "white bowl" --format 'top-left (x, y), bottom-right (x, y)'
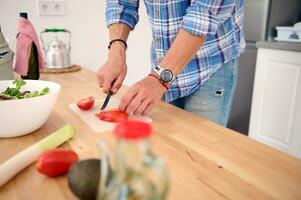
top-left (0, 80), bottom-right (61, 138)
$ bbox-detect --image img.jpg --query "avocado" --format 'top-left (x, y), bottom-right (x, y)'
top-left (67, 159), bottom-right (101, 200)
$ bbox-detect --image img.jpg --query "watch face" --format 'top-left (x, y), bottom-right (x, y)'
top-left (160, 69), bottom-right (173, 82)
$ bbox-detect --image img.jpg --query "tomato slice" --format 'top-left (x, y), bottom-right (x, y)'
top-left (77, 96), bottom-right (95, 110)
top-left (36, 149), bottom-right (78, 177)
top-left (95, 109), bottom-right (128, 123)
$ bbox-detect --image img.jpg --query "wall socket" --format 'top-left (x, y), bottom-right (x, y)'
top-left (38, 0), bottom-right (65, 16)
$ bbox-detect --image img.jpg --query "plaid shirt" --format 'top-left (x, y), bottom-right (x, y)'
top-left (106, 0), bottom-right (245, 102)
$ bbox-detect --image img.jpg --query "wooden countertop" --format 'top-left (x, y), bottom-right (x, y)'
top-left (1, 69), bottom-right (301, 200)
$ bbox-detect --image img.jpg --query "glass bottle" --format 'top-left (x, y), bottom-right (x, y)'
top-left (101, 121), bottom-right (169, 200)
top-left (18, 12), bottom-right (40, 80)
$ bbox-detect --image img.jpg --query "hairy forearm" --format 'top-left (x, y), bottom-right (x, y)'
top-left (160, 29), bottom-right (206, 76)
top-left (109, 23), bottom-right (131, 41)
top-left (108, 23), bottom-right (131, 59)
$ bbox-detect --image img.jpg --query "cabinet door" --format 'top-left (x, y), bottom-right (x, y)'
top-left (249, 48), bottom-right (301, 159)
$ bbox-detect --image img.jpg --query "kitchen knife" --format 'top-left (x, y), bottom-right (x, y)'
top-left (100, 93), bottom-right (111, 111)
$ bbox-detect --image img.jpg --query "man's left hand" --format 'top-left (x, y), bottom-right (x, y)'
top-left (119, 76), bottom-right (166, 115)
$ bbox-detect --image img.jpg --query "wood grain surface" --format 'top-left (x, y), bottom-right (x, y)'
top-left (0, 69), bottom-right (301, 200)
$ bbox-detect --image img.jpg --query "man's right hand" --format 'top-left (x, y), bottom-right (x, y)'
top-left (97, 43), bottom-right (127, 94)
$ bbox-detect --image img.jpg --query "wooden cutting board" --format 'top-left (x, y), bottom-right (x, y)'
top-left (41, 65), bottom-right (81, 74)
top-left (69, 97), bottom-right (152, 133)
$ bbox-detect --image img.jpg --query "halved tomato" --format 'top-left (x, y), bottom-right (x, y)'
top-left (95, 109), bottom-right (128, 123)
top-left (77, 96), bottom-right (95, 110)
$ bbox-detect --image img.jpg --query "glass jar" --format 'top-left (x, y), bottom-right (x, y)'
top-left (100, 121), bottom-right (169, 200)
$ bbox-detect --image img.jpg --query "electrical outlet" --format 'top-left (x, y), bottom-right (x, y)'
top-left (38, 0), bottom-right (65, 16)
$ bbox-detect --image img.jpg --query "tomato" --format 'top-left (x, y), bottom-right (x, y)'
top-left (95, 109), bottom-right (128, 123)
top-left (77, 96), bottom-right (95, 110)
top-left (36, 149), bottom-right (78, 177)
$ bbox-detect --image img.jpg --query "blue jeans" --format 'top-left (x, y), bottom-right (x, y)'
top-left (169, 59), bottom-right (239, 127)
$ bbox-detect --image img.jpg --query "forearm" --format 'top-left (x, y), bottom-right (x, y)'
top-left (160, 29), bottom-right (206, 76)
top-left (98, 23), bottom-right (131, 93)
top-left (109, 23), bottom-right (131, 41)
top-left (108, 23), bottom-right (131, 59)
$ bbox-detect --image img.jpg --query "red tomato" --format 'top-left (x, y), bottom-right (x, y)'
top-left (77, 96), bottom-right (95, 110)
top-left (95, 109), bottom-right (128, 123)
top-left (36, 149), bottom-right (78, 177)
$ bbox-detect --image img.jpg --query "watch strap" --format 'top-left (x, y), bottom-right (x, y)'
top-left (154, 64), bottom-right (164, 74)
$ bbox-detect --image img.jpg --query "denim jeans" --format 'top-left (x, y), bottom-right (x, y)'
top-left (169, 59), bottom-right (239, 127)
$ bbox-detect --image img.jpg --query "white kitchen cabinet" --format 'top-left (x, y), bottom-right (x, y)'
top-left (249, 48), bottom-right (301, 159)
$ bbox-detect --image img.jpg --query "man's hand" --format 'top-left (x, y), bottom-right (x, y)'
top-left (119, 76), bottom-right (166, 115)
top-left (97, 44), bottom-right (127, 94)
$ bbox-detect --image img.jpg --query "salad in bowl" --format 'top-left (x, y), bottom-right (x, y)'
top-left (0, 79), bottom-right (61, 138)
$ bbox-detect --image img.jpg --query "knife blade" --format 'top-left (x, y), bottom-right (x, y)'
top-left (100, 93), bottom-right (112, 111)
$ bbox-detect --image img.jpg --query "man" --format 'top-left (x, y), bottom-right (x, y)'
top-left (97, 0), bottom-right (245, 126)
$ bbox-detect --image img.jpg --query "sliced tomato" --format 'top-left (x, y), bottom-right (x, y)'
top-left (95, 109), bottom-right (128, 123)
top-left (36, 149), bottom-right (78, 177)
top-left (77, 96), bottom-right (95, 110)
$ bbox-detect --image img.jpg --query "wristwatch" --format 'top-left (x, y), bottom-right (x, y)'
top-left (153, 64), bottom-right (175, 84)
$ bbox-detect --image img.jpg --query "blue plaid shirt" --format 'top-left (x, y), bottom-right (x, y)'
top-left (106, 0), bottom-right (245, 102)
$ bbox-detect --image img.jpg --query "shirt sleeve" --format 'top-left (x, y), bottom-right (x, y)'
top-left (181, 0), bottom-right (236, 36)
top-left (105, 0), bottom-right (140, 30)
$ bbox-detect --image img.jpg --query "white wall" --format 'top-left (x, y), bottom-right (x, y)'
top-left (0, 0), bottom-right (152, 86)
